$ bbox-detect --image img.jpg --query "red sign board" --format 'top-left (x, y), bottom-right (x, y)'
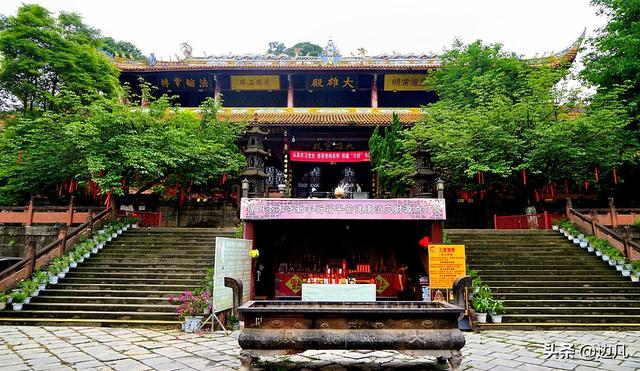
top-left (289, 150), bottom-right (370, 162)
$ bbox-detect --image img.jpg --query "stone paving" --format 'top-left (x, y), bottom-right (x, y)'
top-left (0, 326), bottom-right (639, 370)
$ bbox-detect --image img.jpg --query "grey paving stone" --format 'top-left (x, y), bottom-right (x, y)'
top-left (541, 359), bottom-right (577, 370)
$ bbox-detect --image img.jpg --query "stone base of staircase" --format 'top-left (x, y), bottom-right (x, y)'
top-left (0, 228), bottom-right (235, 328)
top-left (449, 229), bottom-right (640, 330)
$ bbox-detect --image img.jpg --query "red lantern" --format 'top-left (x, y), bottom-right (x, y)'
top-left (419, 236), bottom-right (430, 249)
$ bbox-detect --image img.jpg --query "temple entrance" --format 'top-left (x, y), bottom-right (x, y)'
top-left (292, 162), bottom-right (371, 198)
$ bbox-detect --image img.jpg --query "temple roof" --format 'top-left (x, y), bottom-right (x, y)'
top-left (115, 33), bottom-right (585, 73)
top-left (217, 108), bottom-right (421, 126)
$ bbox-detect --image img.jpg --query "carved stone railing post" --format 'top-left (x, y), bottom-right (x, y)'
top-left (25, 241), bottom-right (36, 278)
top-left (608, 197), bottom-right (618, 228)
top-left (622, 226), bottom-right (632, 259)
top-left (590, 209), bottom-right (599, 237)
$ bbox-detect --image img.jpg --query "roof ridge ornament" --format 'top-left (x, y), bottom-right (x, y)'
top-left (321, 38), bottom-right (341, 65)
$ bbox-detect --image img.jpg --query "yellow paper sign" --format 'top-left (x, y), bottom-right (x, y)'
top-left (230, 75), bottom-right (280, 90)
top-left (383, 74), bottom-right (425, 91)
top-left (428, 244), bottom-right (466, 289)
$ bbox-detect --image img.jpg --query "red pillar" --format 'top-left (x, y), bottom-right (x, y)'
top-left (243, 221), bottom-right (256, 300)
top-left (371, 74), bottom-right (378, 109)
top-left (287, 74), bottom-right (294, 109)
top-left (431, 222), bottom-right (443, 244)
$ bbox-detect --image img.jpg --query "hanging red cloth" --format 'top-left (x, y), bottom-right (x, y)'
top-left (585, 180), bottom-right (589, 190)
top-left (104, 192), bottom-right (111, 208)
top-left (534, 190), bottom-right (540, 202)
top-left (522, 169), bottom-right (527, 185)
top-left (613, 168), bottom-right (618, 185)
top-left (595, 166), bottom-right (599, 183)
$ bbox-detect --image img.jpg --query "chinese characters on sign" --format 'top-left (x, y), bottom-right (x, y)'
top-left (383, 74), bottom-right (425, 91)
top-left (212, 237), bottom-right (252, 312)
top-left (544, 342), bottom-right (630, 361)
top-left (158, 75), bottom-right (212, 92)
top-left (428, 245), bottom-right (466, 289)
top-left (306, 75), bottom-right (358, 90)
top-left (230, 75), bottom-right (280, 90)
top-left (241, 198), bottom-right (446, 220)
top-left (289, 151), bottom-right (370, 163)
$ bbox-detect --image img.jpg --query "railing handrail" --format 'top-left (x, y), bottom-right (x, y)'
top-left (569, 207), bottom-right (640, 257)
top-left (0, 207), bottom-right (111, 292)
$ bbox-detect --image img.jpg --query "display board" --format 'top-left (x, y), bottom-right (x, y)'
top-left (213, 237), bottom-right (252, 312)
top-left (428, 244), bottom-right (466, 289)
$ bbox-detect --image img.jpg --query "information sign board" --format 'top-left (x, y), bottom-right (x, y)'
top-left (213, 237), bottom-right (252, 312)
top-left (428, 244), bottom-right (466, 289)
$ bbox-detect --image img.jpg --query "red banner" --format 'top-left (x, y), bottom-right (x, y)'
top-left (289, 150), bottom-right (370, 162)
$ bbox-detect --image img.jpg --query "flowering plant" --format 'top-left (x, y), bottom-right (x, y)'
top-left (250, 249), bottom-right (260, 259)
top-left (334, 186), bottom-right (345, 197)
top-left (419, 236), bottom-right (430, 249)
top-left (168, 290), bottom-right (212, 320)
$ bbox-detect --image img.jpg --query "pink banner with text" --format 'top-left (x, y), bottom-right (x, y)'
top-left (240, 198), bottom-right (446, 220)
top-left (289, 150), bottom-right (370, 162)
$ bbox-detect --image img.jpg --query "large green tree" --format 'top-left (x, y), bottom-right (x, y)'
top-left (582, 0), bottom-right (640, 117)
top-left (0, 87), bottom-right (246, 204)
top-left (0, 4), bottom-right (120, 112)
top-left (407, 40), bottom-right (637, 202)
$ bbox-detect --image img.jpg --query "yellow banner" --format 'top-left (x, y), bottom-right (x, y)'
top-left (230, 75), bottom-right (280, 90)
top-left (428, 244), bottom-right (466, 289)
top-left (383, 74), bottom-right (425, 91)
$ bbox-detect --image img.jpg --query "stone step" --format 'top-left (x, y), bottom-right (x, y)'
top-left (40, 289), bottom-right (182, 298)
top-left (0, 310), bottom-right (178, 321)
top-left (493, 292), bottom-right (640, 302)
top-left (490, 286), bottom-right (639, 293)
top-left (503, 307), bottom-right (640, 316)
top-left (499, 314), bottom-right (640, 324)
top-left (476, 269), bottom-right (616, 275)
top-left (22, 302), bottom-right (177, 313)
top-left (60, 277), bottom-right (201, 285)
top-left (53, 283), bottom-right (195, 291)
top-left (0, 317), bottom-right (181, 328)
top-left (480, 275), bottom-right (626, 281)
top-left (95, 252), bottom-right (215, 259)
top-left (63, 271), bottom-right (206, 280)
top-left (34, 296), bottom-right (172, 305)
top-left (104, 245), bottom-right (215, 251)
top-left (86, 257), bottom-right (213, 264)
top-left (78, 262), bottom-right (209, 269)
top-left (502, 299), bottom-right (640, 307)
top-left (72, 266), bottom-right (207, 273)
top-left (484, 280), bottom-right (632, 287)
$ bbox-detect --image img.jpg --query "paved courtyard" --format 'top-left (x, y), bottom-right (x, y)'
top-left (0, 326), bottom-right (639, 370)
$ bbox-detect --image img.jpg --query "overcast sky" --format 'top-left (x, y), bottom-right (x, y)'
top-left (0, 0), bottom-right (606, 60)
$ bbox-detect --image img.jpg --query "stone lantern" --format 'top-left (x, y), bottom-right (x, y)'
top-left (243, 125), bottom-right (269, 197)
top-left (411, 146), bottom-right (436, 198)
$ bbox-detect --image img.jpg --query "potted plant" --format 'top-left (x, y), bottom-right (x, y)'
top-left (0, 293), bottom-right (7, 311)
top-left (169, 290), bottom-right (212, 333)
top-left (471, 287), bottom-right (493, 323)
top-left (131, 217), bottom-right (140, 228)
top-left (11, 291), bottom-right (28, 311)
top-left (33, 271), bottom-right (48, 291)
top-left (489, 299), bottom-right (505, 323)
top-left (68, 253), bottom-right (78, 268)
top-left (48, 262), bottom-right (61, 284)
top-left (20, 279), bottom-right (39, 297)
top-left (95, 234), bottom-right (107, 249)
top-left (228, 315), bottom-right (240, 330)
